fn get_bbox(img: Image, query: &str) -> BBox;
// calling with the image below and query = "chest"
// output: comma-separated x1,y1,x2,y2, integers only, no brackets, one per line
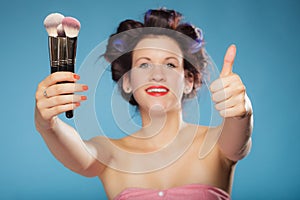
100,140,228,199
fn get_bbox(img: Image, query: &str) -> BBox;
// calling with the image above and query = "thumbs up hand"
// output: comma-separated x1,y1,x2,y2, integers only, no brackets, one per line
210,45,252,118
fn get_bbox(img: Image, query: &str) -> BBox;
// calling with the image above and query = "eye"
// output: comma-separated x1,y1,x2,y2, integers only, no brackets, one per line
166,63,176,68
139,63,151,68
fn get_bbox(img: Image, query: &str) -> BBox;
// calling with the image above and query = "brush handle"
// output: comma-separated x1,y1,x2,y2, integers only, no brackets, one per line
50,65,74,118
48,36,78,119
59,37,74,118
48,37,59,67
64,37,78,119
61,64,74,118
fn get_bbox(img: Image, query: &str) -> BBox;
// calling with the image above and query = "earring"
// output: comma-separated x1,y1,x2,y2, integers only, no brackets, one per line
125,87,132,93
184,87,190,93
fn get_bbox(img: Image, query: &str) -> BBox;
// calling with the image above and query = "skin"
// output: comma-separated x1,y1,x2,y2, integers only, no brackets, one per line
35,36,253,200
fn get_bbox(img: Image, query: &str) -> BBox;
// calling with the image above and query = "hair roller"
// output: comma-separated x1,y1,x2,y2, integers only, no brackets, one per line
112,39,126,52
144,8,182,28
189,27,204,53
176,23,204,54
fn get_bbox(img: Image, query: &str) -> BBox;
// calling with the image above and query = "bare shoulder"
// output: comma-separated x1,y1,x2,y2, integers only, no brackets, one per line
195,124,223,141
187,124,224,158
86,134,139,161
197,124,237,166
83,136,120,173
183,123,208,140
87,135,119,156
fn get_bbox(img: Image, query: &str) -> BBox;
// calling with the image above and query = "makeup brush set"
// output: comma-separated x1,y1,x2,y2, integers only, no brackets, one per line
43,13,81,118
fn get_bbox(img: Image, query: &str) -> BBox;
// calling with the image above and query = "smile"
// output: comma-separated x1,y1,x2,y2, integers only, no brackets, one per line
145,86,169,97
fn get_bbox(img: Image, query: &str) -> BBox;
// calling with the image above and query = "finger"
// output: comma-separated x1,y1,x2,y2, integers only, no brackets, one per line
220,44,236,77
211,82,245,104
36,72,81,99
219,102,246,118
42,72,80,88
214,93,244,111
45,103,81,119
211,87,232,103
46,83,88,98
39,94,87,109
210,74,240,92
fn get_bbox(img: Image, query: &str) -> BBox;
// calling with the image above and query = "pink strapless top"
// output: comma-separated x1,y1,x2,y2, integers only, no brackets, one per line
114,184,230,200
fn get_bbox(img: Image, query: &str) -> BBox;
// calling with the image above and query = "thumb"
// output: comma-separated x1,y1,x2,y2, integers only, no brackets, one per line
220,44,236,77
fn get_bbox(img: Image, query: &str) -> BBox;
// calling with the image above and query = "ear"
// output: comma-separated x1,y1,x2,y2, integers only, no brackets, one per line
184,70,194,94
122,72,132,93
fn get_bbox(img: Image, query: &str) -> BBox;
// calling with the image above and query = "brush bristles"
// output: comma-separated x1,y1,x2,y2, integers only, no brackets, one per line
57,24,66,37
62,17,81,38
44,13,64,37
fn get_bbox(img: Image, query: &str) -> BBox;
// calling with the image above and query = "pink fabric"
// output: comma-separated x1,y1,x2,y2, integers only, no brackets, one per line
114,184,231,200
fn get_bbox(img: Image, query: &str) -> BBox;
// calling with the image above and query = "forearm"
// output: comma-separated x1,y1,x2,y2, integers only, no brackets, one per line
34,72,102,176
35,112,95,174
218,95,253,161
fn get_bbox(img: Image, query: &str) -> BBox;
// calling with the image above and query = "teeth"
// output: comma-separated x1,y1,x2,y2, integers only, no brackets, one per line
147,88,168,93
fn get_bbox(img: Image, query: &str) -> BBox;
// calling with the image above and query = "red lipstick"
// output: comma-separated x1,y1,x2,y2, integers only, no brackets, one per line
145,86,169,97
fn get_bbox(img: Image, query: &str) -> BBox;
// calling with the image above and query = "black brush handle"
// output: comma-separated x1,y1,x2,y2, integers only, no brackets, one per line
59,64,74,118
49,36,78,119
65,64,74,118
51,64,74,119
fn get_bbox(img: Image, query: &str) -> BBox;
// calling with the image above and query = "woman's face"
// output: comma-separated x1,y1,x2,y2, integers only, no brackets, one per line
124,35,189,113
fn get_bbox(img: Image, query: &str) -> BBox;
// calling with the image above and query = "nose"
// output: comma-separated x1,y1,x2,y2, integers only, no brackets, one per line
149,64,166,82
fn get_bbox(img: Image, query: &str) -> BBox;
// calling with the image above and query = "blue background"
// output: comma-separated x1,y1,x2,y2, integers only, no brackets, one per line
0,0,299,199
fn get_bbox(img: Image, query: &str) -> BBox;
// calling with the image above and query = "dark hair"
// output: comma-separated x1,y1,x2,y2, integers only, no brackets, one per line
104,8,209,105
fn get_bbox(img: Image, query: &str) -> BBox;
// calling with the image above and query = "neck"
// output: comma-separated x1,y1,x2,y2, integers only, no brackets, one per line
134,106,186,150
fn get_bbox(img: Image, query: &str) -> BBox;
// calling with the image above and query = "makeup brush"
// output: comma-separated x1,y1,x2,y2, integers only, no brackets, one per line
62,17,81,68
43,13,64,73
61,16,81,119
57,23,67,73
57,24,66,37
62,17,81,37
44,13,64,37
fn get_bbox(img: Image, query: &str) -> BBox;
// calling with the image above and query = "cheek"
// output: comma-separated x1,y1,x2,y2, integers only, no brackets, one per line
168,73,185,96
129,70,148,91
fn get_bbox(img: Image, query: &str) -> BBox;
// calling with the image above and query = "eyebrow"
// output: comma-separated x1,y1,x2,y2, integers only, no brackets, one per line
133,57,150,66
134,57,151,62
165,57,181,62
134,56,181,64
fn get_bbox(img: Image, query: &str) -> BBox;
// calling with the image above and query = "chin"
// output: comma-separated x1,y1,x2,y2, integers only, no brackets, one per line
135,92,183,113
143,100,182,115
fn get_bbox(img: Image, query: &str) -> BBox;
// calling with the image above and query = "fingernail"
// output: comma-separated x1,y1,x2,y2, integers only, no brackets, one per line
82,85,89,91
73,74,80,80
75,102,81,107
81,96,87,100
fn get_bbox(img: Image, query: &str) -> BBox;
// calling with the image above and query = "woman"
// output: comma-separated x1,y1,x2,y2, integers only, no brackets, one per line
35,8,253,200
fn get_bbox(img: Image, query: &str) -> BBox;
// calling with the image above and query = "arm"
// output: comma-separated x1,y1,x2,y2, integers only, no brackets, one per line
218,94,253,161
210,45,253,162
35,72,106,177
